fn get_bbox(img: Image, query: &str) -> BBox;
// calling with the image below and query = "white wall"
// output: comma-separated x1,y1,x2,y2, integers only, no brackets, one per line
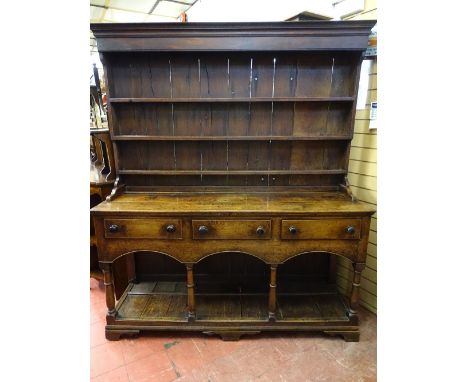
186,0,334,22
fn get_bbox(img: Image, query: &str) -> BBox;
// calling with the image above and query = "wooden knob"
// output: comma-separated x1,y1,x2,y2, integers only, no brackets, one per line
289,226,297,234
198,225,209,234
108,224,119,233
346,225,355,234
166,224,176,233
256,226,265,236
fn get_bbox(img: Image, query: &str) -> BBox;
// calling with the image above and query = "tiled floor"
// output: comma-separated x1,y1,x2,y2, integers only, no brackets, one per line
90,279,376,382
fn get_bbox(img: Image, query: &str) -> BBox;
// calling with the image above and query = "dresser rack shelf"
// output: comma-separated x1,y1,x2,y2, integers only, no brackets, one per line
109,97,355,103
117,169,347,176
112,135,353,141
91,20,376,342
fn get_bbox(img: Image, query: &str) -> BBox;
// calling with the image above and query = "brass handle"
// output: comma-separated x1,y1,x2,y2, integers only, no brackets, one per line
198,225,209,234
108,224,119,233
346,226,355,234
289,226,297,234
166,224,176,233
256,226,265,236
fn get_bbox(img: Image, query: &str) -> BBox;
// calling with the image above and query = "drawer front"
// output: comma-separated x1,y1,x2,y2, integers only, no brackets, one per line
104,219,182,239
281,219,361,240
192,220,271,240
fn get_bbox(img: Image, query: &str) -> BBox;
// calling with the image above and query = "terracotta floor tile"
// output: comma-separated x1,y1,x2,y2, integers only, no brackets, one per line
184,366,222,382
229,345,287,378
125,352,176,382
164,338,205,376
90,306,105,325
270,345,364,382
91,366,129,382
91,320,107,348
90,341,125,379
119,337,158,365
190,335,244,363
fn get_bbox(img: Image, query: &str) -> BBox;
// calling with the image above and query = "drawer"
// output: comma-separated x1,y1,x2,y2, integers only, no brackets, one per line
281,219,361,240
192,220,271,240
104,218,182,239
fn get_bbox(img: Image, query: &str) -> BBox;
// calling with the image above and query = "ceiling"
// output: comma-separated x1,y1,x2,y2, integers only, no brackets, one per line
90,0,198,54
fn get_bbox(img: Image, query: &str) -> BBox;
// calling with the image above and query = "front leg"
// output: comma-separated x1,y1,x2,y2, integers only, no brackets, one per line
100,262,116,317
349,262,366,321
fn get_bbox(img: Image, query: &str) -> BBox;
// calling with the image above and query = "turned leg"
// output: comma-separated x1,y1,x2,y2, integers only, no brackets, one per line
268,265,278,321
101,262,116,317
186,264,196,321
349,262,366,318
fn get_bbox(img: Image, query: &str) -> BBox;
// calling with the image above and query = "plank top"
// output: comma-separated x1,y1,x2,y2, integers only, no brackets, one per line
91,191,375,216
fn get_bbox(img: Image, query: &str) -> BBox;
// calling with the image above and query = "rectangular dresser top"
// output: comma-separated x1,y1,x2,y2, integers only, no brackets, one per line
91,192,375,216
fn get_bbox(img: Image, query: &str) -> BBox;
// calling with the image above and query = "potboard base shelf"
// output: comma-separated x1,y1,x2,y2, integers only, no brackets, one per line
105,281,359,341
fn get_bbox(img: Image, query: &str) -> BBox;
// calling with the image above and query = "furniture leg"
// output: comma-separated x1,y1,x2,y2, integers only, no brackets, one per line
101,262,116,317
268,265,278,321
349,262,366,318
186,264,196,321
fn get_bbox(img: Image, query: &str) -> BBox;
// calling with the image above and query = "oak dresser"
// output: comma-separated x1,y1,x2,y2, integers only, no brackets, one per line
91,21,376,341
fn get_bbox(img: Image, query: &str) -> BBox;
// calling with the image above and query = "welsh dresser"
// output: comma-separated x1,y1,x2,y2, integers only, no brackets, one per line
91,21,376,341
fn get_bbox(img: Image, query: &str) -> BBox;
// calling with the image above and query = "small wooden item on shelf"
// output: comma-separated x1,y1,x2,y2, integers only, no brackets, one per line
91,21,376,341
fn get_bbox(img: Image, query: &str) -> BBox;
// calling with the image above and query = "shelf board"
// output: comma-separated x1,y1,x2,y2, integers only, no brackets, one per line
115,281,350,322
113,135,352,141
276,294,349,321
109,96,355,103
118,169,347,176
118,294,188,321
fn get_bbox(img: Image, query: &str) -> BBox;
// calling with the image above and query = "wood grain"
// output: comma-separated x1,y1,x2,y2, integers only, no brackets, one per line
91,20,376,341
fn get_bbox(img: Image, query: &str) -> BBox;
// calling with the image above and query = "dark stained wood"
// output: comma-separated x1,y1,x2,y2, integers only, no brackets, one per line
349,262,366,317
277,293,349,321
112,135,353,141
92,192,374,215
192,219,271,240
186,264,196,321
91,21,375,52
117,170,347,175
268,265,278,321
90,21,376,342
280,219,362,240
109,97,355,102
103,218,183,239
101,263,116,316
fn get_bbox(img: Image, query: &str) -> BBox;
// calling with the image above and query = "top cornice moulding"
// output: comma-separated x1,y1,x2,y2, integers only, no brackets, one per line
91,21,376,52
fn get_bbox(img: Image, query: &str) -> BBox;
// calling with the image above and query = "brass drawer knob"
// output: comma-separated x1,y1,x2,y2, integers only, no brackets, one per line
166,224,176,233
289,226,297,234
256,226,265,236
198,225,209,234
346,225,355,234
108,224,119,233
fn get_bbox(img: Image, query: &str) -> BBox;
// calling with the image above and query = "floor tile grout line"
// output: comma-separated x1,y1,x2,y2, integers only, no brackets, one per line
123,364,131,382
91,364,126,381
92,347,174,380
